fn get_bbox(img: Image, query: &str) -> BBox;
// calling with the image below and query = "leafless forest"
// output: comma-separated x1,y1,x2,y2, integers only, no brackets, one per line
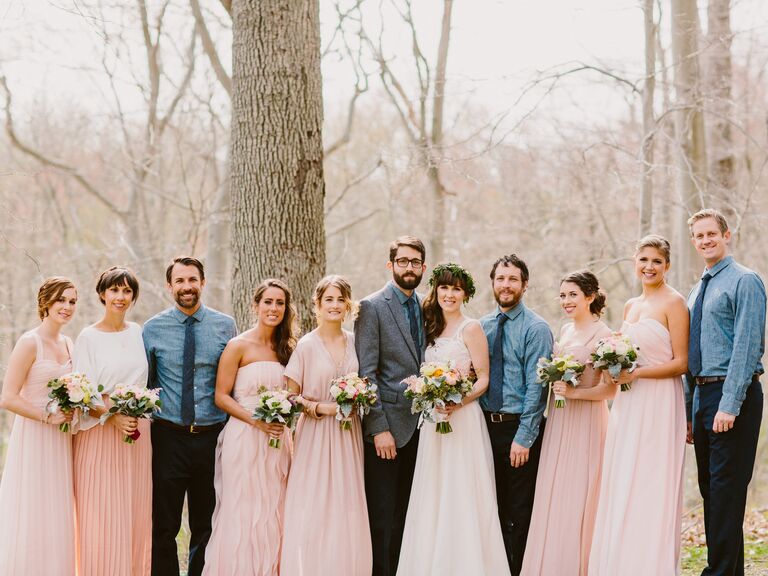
1,0,766,563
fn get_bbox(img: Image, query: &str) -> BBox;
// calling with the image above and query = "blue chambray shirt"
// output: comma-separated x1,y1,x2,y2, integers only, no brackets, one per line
685,255,766,417
389,281,424,350
480,302,553,448
143,304,237,426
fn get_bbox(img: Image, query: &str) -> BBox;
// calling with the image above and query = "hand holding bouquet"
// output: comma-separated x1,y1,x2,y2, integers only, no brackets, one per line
403,360,475,434
252,387,303,448
47,372,102,432
100,384,162,443
591,333,639,391
536,354,585,408
329,373,378,431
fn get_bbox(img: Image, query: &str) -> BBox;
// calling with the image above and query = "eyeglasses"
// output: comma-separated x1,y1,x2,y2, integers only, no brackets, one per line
393,258,423,269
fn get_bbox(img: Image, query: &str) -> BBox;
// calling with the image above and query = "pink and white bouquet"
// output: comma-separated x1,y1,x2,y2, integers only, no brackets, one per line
47,372,103,432
403,360,475,434
329,373,378,431
101,384,162,443
591,333,639,391
536,354,585,408
252,387,303,448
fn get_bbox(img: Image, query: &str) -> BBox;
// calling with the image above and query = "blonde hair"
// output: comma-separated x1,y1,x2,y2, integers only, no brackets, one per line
37,277,76,320
687,208,729,235
635,234,671,262
312,275,359,322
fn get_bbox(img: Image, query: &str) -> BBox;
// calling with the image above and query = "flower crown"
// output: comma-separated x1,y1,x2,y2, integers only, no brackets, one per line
428,263,476,302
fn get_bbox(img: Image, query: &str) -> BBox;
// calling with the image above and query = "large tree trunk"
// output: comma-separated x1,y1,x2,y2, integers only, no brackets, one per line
671,0,707,287
639,0,656,238
230,1,326,333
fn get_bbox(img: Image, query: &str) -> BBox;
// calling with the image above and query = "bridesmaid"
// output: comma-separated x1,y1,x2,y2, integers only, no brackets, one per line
521,270,614,576
0,277,77,575
203,279,299,576
72,266,152,576
280,275,373,576
588,235,688,575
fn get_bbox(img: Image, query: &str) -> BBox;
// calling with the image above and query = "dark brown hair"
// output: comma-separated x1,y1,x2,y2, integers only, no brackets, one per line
165,256,205,284
388,236,426,263
37,277,76,320
560,270,606,316
96,266,140,305
423,265,471,346
490,254,529,283
253,279,299,366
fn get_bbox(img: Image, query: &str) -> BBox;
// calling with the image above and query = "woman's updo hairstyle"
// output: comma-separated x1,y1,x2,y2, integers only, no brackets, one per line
37,276,76,320
560,270,606,316
635,234,671,262
312,275,359,322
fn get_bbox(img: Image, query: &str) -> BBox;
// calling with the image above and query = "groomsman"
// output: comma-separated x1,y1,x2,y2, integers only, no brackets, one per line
356,236,426,576
480,254,552,576
686,209,765,576
144,257,237,576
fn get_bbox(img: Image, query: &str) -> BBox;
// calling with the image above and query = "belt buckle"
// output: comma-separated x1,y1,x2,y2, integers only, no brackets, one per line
189,424,199,434
491,413,502,423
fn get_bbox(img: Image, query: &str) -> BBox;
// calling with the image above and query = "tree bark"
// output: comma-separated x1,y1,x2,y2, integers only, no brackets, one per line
639,0,656,238
230,1,326,333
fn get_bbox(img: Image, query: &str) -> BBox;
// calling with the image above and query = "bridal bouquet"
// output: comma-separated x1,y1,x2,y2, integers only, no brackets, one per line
536,354,585,408
591,333,639,391
47,372,103,432
100,384,162,443
329,373,378,431
403,360,475,434
252,387,303,448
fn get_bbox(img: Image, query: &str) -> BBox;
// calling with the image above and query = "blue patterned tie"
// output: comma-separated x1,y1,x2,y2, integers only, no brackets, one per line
405,297,421,361
181,315,196,425
688,273,712,377
487,313,508,412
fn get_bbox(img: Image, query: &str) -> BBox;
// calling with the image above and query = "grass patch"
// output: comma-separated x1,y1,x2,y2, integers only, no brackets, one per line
681,542,768,576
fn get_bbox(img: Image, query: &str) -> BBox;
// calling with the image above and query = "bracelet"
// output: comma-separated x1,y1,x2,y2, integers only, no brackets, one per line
41,411,50,424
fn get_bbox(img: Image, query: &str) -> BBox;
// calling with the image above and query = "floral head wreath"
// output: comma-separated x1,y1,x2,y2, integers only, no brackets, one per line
428,263,476,302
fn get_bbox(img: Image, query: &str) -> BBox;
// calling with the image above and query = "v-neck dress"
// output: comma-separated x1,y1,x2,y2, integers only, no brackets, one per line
279,329,372,576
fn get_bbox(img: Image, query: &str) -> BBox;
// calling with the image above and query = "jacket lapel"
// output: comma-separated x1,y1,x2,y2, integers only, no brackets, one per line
384,288,419,364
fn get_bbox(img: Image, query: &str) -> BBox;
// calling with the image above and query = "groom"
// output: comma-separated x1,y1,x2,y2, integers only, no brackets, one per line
356,236,426,576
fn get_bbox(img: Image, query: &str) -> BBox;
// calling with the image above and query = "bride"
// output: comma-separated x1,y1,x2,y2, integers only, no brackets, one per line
396,263,510,576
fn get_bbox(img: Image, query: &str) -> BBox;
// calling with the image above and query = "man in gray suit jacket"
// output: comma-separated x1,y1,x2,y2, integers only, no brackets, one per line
355,236,426,576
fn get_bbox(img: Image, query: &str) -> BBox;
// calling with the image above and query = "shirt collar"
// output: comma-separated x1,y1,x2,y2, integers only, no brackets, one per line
496,301,525,322
389,280,414,305
703,255,733,279
171,303,206,324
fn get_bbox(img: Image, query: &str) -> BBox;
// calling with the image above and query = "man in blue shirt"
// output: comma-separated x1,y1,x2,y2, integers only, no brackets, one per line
144,256,237,576
480,254,553,576
686,209,765,576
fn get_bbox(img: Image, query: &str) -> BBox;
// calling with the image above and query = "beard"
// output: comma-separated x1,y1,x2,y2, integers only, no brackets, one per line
494,289,522,310
175,289,200,309
393,269,422,291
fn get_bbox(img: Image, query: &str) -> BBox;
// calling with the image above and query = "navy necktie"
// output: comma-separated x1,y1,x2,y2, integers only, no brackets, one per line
688,273,712,377
487,313,508,412
181,315,197,425
405,297,421,361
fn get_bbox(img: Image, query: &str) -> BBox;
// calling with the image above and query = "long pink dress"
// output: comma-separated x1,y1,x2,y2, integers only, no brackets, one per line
0,330,76,576
521,335,609,576
203,361,292,576
72,322,152,576
280,329,372,576
588,319,686,576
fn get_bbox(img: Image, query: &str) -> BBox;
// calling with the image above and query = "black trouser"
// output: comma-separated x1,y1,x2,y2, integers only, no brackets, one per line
484,413,544,576
151,421,221,576
693,378,763,576
364,430,419,576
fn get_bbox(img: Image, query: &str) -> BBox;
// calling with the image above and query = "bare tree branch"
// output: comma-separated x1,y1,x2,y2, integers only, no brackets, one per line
190,0,232,96
325,157,383,215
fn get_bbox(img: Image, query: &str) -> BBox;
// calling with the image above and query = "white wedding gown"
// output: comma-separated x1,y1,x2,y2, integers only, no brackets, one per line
396,319,511,576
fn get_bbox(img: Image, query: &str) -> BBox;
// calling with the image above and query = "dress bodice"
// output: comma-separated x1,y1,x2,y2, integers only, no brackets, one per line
232,361,286,411
21,330,73,409
621,319,673,366
425,319,474,374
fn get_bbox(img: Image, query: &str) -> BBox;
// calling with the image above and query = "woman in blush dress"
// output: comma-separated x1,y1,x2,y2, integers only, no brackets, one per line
203,279,299,576
588,235,689,576
280,275,373,576
72,266,152,576
397,263,510,576
521,270,614,576
0,277,78,576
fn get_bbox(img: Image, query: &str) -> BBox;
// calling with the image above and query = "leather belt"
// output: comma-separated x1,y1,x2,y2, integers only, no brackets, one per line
152,418,225,434
484,412,520,424
693,374,760,386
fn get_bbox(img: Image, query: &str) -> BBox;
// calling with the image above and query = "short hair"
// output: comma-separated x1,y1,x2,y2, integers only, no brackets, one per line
388,236,426,263
560,270,607,316
635,234,671,262
687,208,729,235
312,274,359,321
165,256,205,284
37,276,76,320
95,266,140,305
490,254,529,284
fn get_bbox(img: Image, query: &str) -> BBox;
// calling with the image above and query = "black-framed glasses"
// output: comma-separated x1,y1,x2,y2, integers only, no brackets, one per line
393,258,423,269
